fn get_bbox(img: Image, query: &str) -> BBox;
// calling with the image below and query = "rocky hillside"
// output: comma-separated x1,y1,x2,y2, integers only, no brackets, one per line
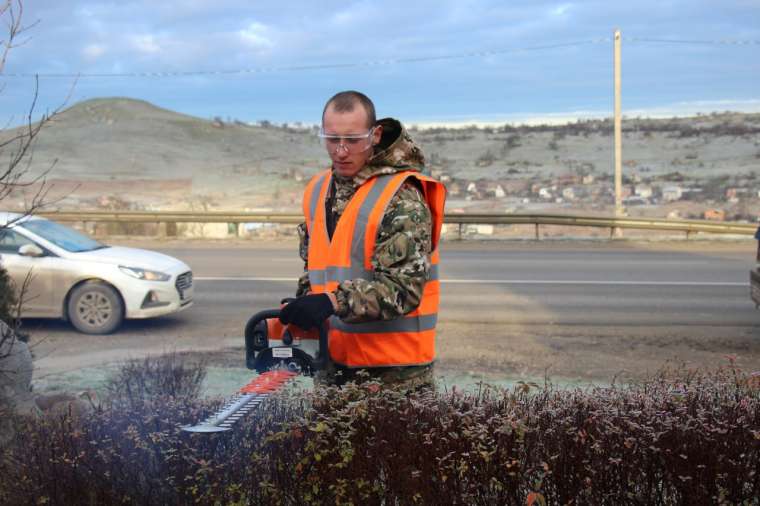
5,97,760,213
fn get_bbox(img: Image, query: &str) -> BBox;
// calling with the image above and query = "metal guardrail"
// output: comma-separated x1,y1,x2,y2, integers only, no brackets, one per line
39,211,303,224
446,213,758,238
36,210,758,239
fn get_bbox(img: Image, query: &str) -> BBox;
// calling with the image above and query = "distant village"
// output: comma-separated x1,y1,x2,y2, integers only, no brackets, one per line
429,165,760,222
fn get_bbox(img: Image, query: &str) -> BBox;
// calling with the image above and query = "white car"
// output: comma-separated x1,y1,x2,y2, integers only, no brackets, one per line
0,212,193,334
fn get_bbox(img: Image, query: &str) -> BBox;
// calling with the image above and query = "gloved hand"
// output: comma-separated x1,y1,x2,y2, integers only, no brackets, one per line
279,293,334,330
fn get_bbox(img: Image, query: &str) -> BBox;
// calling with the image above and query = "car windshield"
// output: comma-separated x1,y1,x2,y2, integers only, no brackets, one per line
21,219,107,253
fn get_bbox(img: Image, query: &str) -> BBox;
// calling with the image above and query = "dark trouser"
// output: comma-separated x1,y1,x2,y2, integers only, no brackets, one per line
314,361,436,393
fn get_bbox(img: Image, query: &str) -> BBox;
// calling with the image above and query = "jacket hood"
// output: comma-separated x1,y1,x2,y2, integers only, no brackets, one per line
347,118,425,185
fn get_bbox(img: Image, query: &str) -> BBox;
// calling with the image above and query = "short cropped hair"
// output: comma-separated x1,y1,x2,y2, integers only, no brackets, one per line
322,91,376,128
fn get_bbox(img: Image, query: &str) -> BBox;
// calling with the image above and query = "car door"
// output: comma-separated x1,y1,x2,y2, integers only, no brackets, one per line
0,228,60,316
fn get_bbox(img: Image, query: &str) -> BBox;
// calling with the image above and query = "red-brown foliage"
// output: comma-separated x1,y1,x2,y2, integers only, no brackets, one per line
0,359,758,505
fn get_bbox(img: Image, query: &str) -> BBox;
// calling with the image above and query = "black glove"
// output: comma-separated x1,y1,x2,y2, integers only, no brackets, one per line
279,294,334,330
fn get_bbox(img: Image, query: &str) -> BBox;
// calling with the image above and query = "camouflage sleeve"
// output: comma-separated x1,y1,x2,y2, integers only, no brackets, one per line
296,222,311,297
334,181,432,323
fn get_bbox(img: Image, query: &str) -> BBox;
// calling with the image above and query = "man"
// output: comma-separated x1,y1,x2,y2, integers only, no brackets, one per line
279,90,446,390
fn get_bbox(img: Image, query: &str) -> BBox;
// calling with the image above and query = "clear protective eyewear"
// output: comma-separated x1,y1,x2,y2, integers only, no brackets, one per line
318,127,375,154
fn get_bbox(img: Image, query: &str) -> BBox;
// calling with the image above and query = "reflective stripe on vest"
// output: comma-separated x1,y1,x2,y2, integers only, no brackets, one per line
330,313,438,334
303,169,446,368
308,263,440,287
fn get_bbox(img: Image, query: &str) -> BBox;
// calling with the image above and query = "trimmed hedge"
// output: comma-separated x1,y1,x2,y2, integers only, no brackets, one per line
0,358,758,505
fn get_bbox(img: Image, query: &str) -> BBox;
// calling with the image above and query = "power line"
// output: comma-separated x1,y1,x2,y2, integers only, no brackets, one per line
4,38,608,79
6,36,756,80
626,37,760,45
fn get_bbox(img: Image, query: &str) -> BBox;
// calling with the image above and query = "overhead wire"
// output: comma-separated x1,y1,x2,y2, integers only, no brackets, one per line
626,37,760,45
5,38,608,79
4,36,757,80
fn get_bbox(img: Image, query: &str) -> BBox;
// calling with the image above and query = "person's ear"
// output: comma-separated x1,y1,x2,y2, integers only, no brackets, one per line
371,124,383,146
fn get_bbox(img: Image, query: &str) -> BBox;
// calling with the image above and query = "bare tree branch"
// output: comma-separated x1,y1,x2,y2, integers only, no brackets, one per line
0,73,77,224
0,0,38,74
0,1,71,366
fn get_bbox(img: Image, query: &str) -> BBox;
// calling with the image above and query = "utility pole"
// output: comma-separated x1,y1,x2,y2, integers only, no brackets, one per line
614,29,624,225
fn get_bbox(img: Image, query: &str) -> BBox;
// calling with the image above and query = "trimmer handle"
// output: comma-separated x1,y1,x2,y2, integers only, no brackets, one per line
244,308,329,372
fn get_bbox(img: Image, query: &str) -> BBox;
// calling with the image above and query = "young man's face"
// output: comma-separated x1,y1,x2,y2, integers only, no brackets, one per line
321,105,382,178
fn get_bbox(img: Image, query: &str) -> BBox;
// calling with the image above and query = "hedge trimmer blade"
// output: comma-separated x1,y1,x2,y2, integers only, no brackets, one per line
182,370,298,433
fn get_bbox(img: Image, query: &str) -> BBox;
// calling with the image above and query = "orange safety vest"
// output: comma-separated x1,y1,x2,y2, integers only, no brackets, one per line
302,169,446,368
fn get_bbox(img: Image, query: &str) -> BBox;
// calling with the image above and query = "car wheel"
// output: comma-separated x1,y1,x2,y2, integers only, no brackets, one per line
67,281,124,334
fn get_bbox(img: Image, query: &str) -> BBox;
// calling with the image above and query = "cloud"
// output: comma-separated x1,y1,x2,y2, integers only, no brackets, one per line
75,5,108,36
4,0,758,126
238,22,274,50
131,34,162,54
409,98,760,128
329,2,376,26
82,43,107,60
550,3,573,16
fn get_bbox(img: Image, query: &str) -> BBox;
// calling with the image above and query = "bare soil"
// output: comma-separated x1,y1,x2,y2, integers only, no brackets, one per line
436,322,760,384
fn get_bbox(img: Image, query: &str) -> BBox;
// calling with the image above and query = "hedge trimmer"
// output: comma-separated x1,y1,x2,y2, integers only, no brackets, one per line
182,308,327,433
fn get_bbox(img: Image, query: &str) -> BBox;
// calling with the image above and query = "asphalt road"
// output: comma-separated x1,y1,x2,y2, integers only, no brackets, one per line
173,239,759,327
28,239,760,377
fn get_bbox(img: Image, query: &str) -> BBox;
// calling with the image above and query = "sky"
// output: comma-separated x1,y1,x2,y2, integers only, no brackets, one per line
2,0,760,126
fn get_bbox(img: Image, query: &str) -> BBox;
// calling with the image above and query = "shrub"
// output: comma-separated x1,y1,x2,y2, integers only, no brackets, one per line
0,361,757,505
476,149,496,167
0,262,30,431
0,262,16,328
103,352,208,408
262,365,760,505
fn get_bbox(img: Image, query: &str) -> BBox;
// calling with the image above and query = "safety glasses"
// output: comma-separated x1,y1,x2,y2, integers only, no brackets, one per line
318,127,375,153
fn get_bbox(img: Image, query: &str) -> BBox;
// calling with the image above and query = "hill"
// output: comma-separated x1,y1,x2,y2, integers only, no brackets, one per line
6,97,325,210
5,97,760,214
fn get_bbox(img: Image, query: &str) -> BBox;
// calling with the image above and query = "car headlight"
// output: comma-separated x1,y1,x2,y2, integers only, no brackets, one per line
119,266,171,282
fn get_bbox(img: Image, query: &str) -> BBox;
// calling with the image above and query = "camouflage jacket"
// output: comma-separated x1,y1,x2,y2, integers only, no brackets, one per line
297,118,433,323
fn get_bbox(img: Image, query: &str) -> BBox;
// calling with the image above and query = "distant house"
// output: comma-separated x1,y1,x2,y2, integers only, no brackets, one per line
465,181,483,200
538,187,552,199
635,184,653,199
662,186,683,202
481,182,506,198
562,187,576,200
502,180,530,195
587,184,605,198
704,209,726,221
558,173,579,186
582,174,595,185
726,188,749,199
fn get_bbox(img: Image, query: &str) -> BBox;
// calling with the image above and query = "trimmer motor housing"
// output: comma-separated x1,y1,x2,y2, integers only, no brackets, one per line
244,309,327,376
